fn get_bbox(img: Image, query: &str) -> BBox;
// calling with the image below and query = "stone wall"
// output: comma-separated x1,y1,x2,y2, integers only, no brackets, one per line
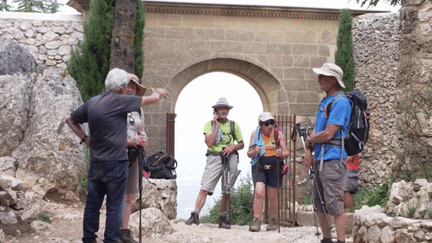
352,12,400,186
352,179,432,243
0,13,83,69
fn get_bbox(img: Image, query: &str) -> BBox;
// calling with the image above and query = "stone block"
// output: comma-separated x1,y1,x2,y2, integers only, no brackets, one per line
285,30,317,44
143,26,166,38
244,43,266,54
166,27,194,39
183,15,215,28
255,30,284,43
226,29,254,42
282,56,294,67
297,91,320,103
259,54,283,67
283,68,305,80
282,80,308,92
210,41,243,53
158,14,182,27
293,56,311,68
267,43,291,55
318,45,330,56
289,104,317,116
292,44,318,56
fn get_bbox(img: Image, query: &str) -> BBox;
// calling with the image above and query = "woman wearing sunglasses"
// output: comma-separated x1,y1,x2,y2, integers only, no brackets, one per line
247,112,289,232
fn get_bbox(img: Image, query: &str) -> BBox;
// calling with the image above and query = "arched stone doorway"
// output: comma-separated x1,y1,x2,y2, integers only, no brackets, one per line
169,57,289,115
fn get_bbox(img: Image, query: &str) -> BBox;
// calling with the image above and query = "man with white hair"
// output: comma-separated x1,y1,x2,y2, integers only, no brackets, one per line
303,63,351,243
66,68,169,243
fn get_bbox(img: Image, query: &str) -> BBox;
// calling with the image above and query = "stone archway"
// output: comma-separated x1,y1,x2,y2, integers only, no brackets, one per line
169,57,289,115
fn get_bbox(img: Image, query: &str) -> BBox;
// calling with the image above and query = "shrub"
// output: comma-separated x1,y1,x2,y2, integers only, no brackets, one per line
201,174,254,225
393,79,432,182
37,212,52,223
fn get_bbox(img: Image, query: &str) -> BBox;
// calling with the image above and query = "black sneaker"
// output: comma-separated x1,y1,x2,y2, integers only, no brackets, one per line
321,238,334,243
185,212,200,225
218,214,231,229
120,229,138,243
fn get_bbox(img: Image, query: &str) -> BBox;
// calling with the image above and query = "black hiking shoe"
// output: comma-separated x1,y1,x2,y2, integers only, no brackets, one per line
184,212,200,225
120,229,138,243
321,238,334,243
218,213,231,229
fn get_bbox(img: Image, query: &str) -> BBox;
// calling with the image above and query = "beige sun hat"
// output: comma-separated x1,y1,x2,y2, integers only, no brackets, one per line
258,112,275,122
129,74,147,96
312,63,345,88
212,97,233,109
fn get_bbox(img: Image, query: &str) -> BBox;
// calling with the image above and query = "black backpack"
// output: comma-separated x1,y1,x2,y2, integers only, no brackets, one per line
326,90,370,156
145,151,177,179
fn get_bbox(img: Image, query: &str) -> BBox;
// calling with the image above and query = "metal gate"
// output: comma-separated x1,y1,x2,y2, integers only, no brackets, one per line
263,114,297,226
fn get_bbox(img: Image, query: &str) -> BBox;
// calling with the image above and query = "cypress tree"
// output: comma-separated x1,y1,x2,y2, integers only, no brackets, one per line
335,9,355,92
67,0,145,101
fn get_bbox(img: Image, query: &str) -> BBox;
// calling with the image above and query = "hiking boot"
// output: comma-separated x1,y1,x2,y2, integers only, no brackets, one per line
184,212,200,225
321,238,334,243
249,218,261,232
266,217,278,231
120,229,138,243
218,213,231,229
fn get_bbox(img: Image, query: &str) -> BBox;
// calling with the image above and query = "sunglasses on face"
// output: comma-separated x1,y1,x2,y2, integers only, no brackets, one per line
264,120,275,126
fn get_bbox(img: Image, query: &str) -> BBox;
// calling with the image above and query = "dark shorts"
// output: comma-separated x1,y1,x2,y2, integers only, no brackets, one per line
313,159,346,216
343,170,359,194
252,156,282,188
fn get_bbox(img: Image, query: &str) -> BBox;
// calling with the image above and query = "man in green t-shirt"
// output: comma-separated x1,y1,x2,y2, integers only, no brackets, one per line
185,97,244,229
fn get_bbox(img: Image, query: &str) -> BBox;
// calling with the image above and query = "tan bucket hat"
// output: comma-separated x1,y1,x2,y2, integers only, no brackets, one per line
312,63,345,88
129,74,147,96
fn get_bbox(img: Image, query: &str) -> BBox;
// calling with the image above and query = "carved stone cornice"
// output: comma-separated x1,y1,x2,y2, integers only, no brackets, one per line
67,0,382,20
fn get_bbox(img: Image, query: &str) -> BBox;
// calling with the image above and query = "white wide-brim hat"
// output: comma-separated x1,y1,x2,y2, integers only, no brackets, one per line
312,63,345,88
258,112,275,122
212,97,233,109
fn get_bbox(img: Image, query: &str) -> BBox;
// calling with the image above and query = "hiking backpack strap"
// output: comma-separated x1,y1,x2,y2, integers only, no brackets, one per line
319,93,347,171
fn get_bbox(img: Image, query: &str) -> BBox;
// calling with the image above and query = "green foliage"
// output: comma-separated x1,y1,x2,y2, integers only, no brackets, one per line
134,0,145,79
37,212,52,223
393,79,432,182
364,180,390,208
356,0,401,8
67,0,115,101
406,202,416,218
67,0,145,101
1,0,61,13
302,191,312,205
335,9,355,92
201,174,254,225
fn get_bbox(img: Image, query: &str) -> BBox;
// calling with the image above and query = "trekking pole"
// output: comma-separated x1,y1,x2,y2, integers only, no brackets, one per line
222,154,231,224
277,158,280,233
137,147,145,243
291,124,331,237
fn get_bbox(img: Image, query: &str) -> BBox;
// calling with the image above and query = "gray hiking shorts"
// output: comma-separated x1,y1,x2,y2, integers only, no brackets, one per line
343,169,359,194
201,153,239,194
313,159,346,216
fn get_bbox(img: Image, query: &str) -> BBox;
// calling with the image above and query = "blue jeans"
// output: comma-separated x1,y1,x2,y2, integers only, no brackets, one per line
82,160,128,243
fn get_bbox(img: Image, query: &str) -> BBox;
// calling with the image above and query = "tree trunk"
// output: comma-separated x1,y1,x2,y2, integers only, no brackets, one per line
110,0,137,73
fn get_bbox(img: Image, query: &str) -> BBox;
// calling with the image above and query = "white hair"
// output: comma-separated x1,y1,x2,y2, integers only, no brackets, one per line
104,68,130,93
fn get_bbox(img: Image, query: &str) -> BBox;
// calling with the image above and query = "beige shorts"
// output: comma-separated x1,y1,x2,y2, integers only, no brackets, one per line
313,159,346,216
201,153,239,194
